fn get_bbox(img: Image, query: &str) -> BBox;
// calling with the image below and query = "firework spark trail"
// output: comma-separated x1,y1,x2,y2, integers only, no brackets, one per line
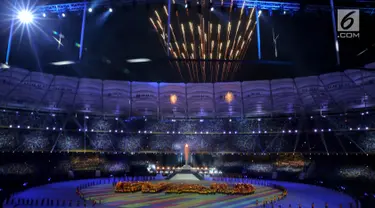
221,38,230,81
154,10,167,47
170,25,186,79
210,39,215,82
150,2,256,82
181,23,195,81
228,2,247,77
222,21,232,80
163,5,168,16
234,28,256,75
168,6,187,80
224,1,247,80
208,22,213,82
150,18,169,56
232,8,255,75
221,0,235,81
175,9,194,81
235,8,256,72
189,22,197,82
232,2,246,54
204,20,208,82
198,19,205,82
150,17,183,80
186,26,193,81
215,24,221,82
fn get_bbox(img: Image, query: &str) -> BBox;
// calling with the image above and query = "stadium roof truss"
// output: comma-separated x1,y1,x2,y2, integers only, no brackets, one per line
0,68,375,118
35,2,88,13
33,0,375,14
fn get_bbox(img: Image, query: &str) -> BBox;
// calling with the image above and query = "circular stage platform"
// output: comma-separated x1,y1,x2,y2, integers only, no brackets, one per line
5,179,356,208
81,181,281,208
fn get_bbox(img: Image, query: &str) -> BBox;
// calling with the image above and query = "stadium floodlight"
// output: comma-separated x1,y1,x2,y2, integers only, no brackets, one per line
18,10,34,24
50,61,75,66
126,58,151,63
0,63,10,69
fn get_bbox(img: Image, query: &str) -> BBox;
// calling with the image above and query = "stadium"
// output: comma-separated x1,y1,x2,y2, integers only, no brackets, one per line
0,0,375,207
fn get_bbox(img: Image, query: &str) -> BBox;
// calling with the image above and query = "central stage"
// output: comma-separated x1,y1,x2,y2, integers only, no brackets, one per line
169,173,201,181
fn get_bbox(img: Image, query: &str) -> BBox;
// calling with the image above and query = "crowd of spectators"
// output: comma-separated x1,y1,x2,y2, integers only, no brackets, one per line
0,131,373,153
56,135,81,151
337,166,375,181
90,133,115,151
103,162,129,173
245,163,274,173
117,136,142,152
0,110,372,154
0,130,17,150
22,131,49,151
0,163,35,175
360,132,375,152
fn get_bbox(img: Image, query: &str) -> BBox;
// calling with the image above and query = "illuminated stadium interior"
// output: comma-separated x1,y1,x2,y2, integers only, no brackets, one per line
0,0,375,208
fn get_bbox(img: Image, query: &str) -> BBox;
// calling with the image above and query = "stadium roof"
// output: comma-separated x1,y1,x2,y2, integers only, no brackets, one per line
0,0,374,82
0,67,374,117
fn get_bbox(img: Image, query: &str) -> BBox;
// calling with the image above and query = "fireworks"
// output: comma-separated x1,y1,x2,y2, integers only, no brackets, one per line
150,1,256,82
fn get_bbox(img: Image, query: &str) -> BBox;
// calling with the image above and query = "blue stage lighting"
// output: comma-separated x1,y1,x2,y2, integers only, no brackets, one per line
17,10,34,24
210,7,214,12
42,13,46,17
109,8,113,13
62,13,66,17
88,8,93,12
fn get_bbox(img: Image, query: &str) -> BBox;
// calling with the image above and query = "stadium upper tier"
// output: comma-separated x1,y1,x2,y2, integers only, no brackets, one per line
1,68,374,117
